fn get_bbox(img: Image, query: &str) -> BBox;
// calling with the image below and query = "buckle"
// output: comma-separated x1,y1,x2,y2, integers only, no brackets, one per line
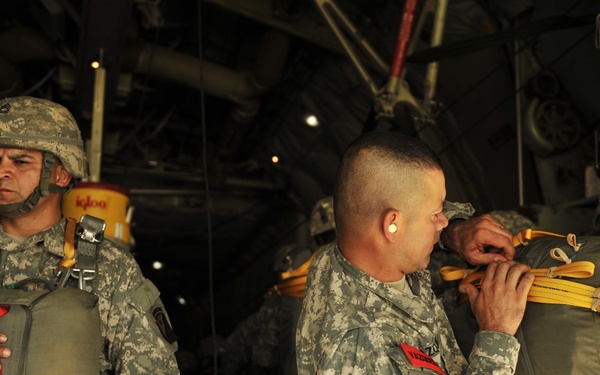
76,214,106,244
72,268,97,290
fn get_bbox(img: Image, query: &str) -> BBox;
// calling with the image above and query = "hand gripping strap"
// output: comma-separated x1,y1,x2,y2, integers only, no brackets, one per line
440,229,600,313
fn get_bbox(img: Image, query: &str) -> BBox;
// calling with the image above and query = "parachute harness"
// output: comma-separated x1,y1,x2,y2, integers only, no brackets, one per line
441,229,600,312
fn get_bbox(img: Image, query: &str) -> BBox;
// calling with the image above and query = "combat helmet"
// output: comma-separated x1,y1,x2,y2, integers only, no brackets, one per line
0,96,88,216
309,196,336,243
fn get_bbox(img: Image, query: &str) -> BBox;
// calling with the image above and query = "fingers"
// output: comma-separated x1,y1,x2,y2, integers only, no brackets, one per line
473,261,533,334
444,214,517,265
0,334,10,358
459,283,478,306
483,261,531,288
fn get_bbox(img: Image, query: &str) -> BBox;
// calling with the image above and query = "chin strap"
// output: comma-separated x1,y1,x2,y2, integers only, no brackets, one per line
0,152,70,217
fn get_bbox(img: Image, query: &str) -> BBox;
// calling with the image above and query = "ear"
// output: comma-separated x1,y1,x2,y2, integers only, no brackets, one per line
383,209,401,243
53,164,73,188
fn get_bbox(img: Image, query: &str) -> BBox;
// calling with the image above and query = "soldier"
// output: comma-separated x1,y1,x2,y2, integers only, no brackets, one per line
308,196,337,248
220,196,335,375
0,96,179,374
296,131,534,374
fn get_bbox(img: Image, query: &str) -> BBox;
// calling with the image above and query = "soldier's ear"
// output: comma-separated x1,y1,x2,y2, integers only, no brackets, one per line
383,210,400,242
53,164,72,188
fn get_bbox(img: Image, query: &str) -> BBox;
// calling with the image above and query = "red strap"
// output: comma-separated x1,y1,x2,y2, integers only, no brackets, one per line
400,342,444,374
0,305,9,318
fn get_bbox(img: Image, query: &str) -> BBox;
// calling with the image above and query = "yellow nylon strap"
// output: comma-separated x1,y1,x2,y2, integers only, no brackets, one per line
440,265,480,282
442,261,594,283
443,229,600,312
59,217,78,269
512,228,566,247
442,262,600,312
528,277,600,311
270,247,326,298
269,276,308,298
529,261,594,279
279,247,322,281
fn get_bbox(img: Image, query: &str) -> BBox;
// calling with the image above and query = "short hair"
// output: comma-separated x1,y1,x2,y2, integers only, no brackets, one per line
333,131,442,235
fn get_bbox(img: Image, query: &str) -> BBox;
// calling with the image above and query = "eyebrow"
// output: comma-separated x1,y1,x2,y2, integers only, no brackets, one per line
5,153,36,160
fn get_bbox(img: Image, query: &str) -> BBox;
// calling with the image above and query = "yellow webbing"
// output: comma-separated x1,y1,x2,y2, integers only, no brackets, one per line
269,248,322,298
441,229,600,313
512,228,566,247
59,217,78,269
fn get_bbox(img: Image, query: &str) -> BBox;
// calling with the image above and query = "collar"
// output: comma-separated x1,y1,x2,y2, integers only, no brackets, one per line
0,217,67,257
332,244,437,323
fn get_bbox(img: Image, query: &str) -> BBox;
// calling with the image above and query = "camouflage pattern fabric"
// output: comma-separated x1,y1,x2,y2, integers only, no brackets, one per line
221,295,281,375
296,244,520,374
430,201,475,314
442,201,476,222
0,96,88,178
222,243,314,375
488,210,535,236
0,218,179,374
308,196,335,238
427,248,465,316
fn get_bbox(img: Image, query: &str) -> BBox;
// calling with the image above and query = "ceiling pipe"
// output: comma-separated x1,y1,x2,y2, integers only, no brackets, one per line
217,28,291,157
124,39,262,123
123,28,291,157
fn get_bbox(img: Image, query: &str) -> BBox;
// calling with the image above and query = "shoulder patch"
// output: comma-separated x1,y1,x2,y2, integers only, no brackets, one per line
152,305,178,343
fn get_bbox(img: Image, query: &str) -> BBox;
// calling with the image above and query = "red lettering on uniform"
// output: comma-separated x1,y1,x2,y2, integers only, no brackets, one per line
400,342,444,374
75,196,108,211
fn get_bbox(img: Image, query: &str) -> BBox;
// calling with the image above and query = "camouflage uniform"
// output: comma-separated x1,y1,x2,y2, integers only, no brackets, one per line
488,210,535,235
296,244,520,374
0,96,179,374
0,219,179,374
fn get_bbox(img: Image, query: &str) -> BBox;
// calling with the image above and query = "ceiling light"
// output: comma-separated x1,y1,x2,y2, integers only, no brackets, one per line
304,114,319,127
272,156,279,163
152,261,164,270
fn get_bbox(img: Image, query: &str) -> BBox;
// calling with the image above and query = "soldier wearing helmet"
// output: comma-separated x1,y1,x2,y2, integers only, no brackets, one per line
308,196,337,247
0,96,87,217
0,97,179,374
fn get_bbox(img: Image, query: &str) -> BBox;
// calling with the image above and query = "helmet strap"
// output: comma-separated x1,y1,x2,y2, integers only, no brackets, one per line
0,152,67,217
42,152,71,195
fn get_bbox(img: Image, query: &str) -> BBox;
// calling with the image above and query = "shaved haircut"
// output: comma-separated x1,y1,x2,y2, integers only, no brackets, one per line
333,131,442,236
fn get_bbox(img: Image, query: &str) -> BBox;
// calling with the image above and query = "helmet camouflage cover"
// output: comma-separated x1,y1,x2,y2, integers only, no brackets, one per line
309,196,336,237
0,96,88,179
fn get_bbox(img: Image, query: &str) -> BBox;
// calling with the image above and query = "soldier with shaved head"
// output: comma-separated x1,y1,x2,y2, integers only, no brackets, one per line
296,131,534,375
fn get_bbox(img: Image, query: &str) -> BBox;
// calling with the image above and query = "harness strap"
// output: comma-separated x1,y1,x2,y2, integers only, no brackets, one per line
269,247,323,298
56,215,105,290
59,217,78,269
72,215,105,290
268,276,308,298
512,228,566,247
441,229,600,313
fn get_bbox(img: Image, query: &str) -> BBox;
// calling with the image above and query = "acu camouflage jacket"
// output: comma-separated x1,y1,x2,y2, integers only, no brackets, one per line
0,218,179,374
296,244,520,375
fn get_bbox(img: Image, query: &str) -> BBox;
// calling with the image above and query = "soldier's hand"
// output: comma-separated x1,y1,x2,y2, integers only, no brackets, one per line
0,333,11,370
460,261,534,336
440,214,514,265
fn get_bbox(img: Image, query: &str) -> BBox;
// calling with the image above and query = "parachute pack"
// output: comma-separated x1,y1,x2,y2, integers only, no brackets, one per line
0,215,105,375
444,230,600,375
